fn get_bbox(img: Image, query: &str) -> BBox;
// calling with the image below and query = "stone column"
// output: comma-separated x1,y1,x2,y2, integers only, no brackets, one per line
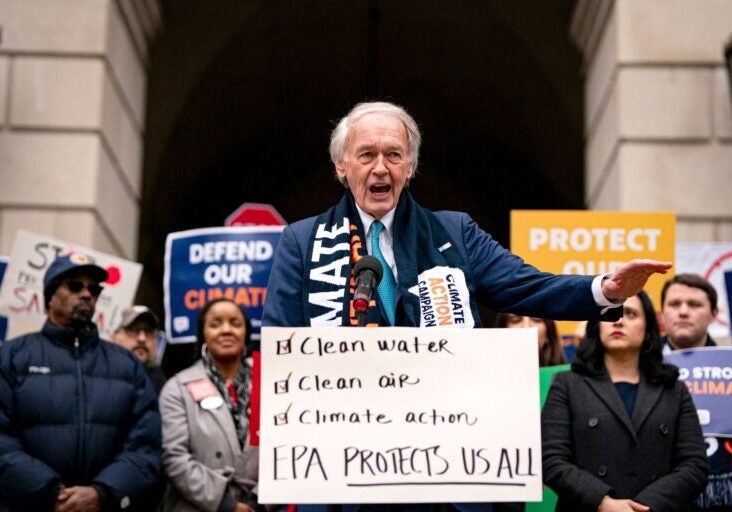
572,0,732,241
0,0,161,258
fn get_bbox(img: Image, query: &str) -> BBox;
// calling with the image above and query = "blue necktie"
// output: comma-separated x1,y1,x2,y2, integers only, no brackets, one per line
370,220,396,325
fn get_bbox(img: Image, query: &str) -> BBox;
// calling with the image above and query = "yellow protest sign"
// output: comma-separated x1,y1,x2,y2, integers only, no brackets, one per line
510,211,675,338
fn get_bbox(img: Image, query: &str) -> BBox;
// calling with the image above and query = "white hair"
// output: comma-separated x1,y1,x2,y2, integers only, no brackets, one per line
329,102,421,185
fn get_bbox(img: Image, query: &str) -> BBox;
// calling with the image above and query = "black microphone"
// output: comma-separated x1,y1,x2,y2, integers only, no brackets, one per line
353,255,383,326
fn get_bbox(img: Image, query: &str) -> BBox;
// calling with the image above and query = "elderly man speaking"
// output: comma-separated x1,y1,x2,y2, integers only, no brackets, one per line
263,101,669,332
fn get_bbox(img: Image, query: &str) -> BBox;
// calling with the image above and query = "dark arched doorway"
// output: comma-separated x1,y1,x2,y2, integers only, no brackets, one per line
141,0,584,369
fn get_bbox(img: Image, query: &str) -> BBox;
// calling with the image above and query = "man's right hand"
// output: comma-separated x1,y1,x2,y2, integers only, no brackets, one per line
600,259,672,301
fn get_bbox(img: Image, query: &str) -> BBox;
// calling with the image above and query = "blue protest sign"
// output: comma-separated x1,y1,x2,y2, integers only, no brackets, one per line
0,257,8,343
664,347,732,436
164,226,284,344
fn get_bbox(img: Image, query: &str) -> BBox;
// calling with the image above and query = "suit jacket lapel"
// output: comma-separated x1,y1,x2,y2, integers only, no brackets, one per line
631,375,663,433
392,201,419,327
585,374,639,444
182,362,242,457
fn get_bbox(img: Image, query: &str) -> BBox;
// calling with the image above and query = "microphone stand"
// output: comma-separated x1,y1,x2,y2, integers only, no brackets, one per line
356,310,368,327
351,256,383,328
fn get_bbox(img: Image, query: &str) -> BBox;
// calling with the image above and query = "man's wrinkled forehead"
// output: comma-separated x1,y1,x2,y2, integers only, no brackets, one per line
346,113,409,149
351,138,407,154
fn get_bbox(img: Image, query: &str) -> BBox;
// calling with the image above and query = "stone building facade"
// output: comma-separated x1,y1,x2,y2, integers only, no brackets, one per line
0,0,160,258
0,0,730,273
573,0,732,241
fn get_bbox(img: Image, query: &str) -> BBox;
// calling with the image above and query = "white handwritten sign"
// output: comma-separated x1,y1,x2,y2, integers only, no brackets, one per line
0,230,142,340
259,327,542,504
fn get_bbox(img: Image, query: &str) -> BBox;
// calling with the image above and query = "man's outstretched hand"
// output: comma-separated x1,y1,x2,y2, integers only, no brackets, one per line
601,259,672,301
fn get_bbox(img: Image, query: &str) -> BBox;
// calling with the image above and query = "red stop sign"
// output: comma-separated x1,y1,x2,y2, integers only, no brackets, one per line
225,203,287,227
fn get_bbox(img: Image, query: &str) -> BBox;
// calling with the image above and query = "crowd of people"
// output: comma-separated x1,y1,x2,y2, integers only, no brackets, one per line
0,102,728,512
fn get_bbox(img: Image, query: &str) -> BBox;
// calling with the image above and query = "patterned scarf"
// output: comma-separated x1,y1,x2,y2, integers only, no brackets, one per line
202,352,252,449
302,190,481,328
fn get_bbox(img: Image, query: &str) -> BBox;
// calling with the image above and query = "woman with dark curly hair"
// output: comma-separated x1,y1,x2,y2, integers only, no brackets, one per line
497,314,567,367
542,290,708,512
160,298,263,512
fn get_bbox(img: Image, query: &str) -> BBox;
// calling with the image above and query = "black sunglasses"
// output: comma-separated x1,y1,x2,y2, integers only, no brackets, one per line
64,279,104,297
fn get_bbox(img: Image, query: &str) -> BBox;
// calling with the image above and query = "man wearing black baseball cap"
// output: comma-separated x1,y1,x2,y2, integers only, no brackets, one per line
0,254,162,511
42,253,110,329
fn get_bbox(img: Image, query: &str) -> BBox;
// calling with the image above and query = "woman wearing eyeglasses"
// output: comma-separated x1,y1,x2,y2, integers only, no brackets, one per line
542,291,708,512
159,298,262,512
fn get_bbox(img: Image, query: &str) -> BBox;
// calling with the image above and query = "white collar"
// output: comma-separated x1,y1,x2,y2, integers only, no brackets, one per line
355,204,396,238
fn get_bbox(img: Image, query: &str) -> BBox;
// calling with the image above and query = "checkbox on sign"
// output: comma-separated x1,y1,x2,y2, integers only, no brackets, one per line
274,372,293,394
276,334,294,355
274,403,292,426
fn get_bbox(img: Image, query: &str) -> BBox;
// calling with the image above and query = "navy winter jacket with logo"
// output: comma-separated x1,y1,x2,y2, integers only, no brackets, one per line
0,320,161,510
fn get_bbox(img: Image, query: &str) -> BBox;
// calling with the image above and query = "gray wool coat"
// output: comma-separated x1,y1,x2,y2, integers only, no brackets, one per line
542,370,709,512
160,361,259,512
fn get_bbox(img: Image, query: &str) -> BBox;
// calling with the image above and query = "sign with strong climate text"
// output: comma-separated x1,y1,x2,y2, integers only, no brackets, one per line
258,326,542,503
664,347,732,437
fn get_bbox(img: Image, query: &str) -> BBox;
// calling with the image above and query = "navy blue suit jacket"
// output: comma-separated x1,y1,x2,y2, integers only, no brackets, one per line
263,210,615,328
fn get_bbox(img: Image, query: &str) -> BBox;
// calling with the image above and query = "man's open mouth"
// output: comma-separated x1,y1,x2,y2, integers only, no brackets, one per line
369,184,391,194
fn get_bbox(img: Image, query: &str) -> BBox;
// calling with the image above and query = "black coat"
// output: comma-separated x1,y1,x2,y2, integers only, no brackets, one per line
542,370,708,512
0,320,162,510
